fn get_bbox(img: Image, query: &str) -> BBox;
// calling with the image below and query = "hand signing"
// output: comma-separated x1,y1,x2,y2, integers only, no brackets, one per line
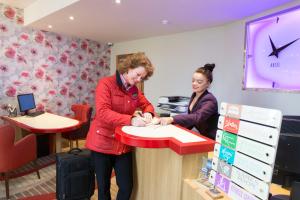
131,116,146,127
143,112,153,123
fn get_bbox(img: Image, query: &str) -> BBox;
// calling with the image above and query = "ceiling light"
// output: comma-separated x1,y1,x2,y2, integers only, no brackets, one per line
48,25,52,29
115,0,121,4
161,19,169,25
69,16,74,20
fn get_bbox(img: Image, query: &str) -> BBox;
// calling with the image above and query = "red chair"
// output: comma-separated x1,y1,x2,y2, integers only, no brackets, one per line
0,125,40,199
62,104,93,148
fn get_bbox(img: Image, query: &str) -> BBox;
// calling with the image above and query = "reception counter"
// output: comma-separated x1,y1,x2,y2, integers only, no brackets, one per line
115,124,215,200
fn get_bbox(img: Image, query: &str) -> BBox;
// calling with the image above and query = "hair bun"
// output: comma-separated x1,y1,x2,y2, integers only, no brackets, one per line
203,63,215,72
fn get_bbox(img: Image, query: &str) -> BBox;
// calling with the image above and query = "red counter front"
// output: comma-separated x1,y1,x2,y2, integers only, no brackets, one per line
115,124,215,200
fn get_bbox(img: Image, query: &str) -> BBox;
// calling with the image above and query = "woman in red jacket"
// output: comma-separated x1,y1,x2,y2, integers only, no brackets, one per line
86,53,155,200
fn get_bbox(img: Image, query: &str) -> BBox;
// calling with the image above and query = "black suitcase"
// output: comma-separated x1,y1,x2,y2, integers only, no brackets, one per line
56,148,95,200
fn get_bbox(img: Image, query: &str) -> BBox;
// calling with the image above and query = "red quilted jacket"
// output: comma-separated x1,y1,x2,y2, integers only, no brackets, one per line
85,72,154,155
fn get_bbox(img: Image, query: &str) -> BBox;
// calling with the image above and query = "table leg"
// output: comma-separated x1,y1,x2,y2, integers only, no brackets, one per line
56,133,62,153
14,126,23,141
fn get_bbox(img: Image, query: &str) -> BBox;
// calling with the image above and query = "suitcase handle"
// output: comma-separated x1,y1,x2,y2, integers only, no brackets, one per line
68,148,82,155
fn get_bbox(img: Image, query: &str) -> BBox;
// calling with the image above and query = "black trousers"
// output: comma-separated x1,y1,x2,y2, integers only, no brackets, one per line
91,151,133,200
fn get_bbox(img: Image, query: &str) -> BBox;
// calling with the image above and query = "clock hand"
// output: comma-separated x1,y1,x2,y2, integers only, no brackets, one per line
276,38,299,53
268,36,279,58
268,37,299,58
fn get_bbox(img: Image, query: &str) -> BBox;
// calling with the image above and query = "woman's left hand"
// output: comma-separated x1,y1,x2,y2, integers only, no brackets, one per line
143,112,153,123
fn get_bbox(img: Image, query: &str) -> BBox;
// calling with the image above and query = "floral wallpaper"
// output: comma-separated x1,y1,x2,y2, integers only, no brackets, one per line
0,3,111,122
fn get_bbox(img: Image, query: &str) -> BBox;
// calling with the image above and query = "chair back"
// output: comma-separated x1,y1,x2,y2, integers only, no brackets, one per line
0,125,36,173
0,125,15,171
71,104,92,123
63,104,93,140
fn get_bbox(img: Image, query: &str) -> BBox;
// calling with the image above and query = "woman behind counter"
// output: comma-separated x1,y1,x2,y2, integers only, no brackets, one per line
86,53,155,200
160,63,219,139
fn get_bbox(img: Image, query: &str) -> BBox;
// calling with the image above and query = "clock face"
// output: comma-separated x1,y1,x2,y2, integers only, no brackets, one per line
244,6,300,90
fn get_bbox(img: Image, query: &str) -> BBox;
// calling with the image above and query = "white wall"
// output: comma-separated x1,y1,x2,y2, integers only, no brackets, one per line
111,1,300,115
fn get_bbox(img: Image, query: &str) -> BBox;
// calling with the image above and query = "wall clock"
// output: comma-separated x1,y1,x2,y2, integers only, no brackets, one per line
244,5,300,91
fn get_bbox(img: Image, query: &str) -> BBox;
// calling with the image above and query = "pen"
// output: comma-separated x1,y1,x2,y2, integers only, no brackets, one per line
137,111,144,117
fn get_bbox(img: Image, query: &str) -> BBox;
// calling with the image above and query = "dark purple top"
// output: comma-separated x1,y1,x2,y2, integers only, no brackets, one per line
173,90,219,139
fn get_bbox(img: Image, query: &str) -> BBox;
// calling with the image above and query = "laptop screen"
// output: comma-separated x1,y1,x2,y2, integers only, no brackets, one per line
17,93,36,113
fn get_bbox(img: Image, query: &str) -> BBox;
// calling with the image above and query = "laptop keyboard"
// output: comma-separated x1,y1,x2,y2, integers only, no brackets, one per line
28,111,45,117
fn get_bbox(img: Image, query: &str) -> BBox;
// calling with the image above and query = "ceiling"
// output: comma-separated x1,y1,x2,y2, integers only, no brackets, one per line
0,0,296,43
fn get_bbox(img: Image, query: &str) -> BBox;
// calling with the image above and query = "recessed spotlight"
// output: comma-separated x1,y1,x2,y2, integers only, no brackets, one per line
115,0,121,4
69,16,74,20
48,25,52,29
161,19,169,25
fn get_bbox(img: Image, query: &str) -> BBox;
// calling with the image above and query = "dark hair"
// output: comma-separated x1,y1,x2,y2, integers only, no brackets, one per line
195,63,215,83
118,52,154,80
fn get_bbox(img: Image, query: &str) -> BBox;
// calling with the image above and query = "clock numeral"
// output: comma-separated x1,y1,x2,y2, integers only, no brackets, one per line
247,54,253,58
270,62,280,68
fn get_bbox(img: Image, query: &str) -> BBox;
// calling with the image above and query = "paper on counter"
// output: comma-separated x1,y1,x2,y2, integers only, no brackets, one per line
121,125,205,143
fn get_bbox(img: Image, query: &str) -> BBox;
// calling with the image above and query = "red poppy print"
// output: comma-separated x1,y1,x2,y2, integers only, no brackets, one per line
12,43,20,48
45,40,53,48
78,54,83,61
99,59,104,67
60,53,68,64
41,64,48,68
35,68,44,79
35,32,44,43
0,23,8,32
56,69,62,75
17,16,24,24
21,71,30,78
60,86,68,96
46,75,53,82
13,81,22,86
20,33,29,40
48,90,56,95
56,101,63,107
81,41,88,50
30,48,38,56
31,85,38,91
17,55,27,64
88,48,94,54
81,71,87,80
36,103,45,111
5,86,16,97
71,74,77,79
5,47,16,59
69,92,75,98
0,11,109,120
71,42,78,49
0,65,8,73
77,85,83,91
68,61,75,67
56,35,62,41
48,55,56,62
1,104,9,111
88,78,94,83
4,7,15,19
